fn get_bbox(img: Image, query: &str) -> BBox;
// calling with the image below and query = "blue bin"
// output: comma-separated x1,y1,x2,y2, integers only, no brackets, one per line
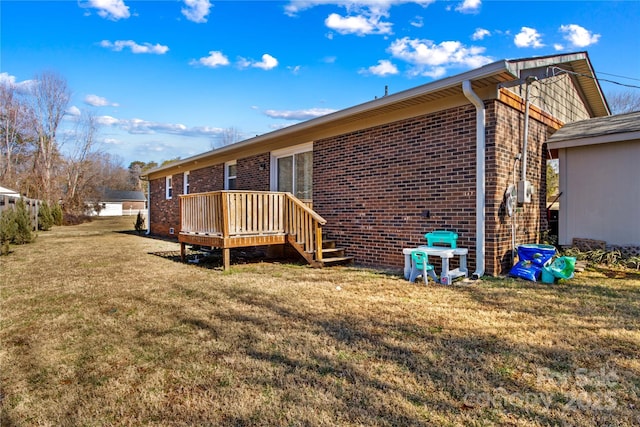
510,244,557,281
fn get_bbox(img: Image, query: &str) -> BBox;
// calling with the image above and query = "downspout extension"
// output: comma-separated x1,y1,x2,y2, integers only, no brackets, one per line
462,80,485,279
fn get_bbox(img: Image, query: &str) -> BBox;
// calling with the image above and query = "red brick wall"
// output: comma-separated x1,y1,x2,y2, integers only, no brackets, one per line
314,104,478,271
190,164,224,193
149,176,180,237
485,101,549,274
313,101,549,275
237,153,270,191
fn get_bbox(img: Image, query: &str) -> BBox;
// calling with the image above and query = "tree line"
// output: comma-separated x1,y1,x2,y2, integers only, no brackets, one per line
0,71,158,218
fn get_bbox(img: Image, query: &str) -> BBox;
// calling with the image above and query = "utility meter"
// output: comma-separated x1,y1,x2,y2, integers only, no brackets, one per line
517,180,534,204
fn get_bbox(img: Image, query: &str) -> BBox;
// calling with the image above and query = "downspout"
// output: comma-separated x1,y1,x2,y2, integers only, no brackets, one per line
139,176,151,235
146,186,151,235
462,80,485,279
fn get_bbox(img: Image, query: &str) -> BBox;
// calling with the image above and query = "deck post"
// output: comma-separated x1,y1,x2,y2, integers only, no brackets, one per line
180,241,186,262
315,226,323,263
222,248,230,271
221,193,230,270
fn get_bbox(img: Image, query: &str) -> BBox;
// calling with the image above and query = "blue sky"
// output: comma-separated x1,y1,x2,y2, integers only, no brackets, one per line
2,0,639,166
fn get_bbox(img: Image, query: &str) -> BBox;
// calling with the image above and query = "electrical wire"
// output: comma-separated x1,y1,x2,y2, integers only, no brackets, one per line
549,66,640,89
597,71,640,82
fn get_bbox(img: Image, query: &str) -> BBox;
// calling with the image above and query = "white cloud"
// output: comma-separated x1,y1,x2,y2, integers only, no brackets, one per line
361,59,399,76
98,115,225,137
325,12,392,35
471,28,490,41
388,37,492,77
191,51,230,68
264,108,336,121
100,40,169,54
410,16,424,28
288,65,302,74
514,27,544,48
182,0,211,23
238,54,279,70
285,1,435,36
97,115,120,126
554,43,564,51
80,0,130,20
285,0,435,16
456,0,481,13
0,72,35,91
66,106,82,117
103,138,123,145
84,94,119,107
560,24,600,47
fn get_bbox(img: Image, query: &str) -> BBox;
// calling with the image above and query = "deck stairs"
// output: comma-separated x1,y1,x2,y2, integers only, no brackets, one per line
179,191,353,269
319,235,354,266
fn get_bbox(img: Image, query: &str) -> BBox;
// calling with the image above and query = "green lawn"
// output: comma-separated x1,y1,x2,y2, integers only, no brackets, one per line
1,217,639,426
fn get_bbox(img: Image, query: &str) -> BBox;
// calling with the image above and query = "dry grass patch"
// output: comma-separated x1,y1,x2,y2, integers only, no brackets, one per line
1,217,639,426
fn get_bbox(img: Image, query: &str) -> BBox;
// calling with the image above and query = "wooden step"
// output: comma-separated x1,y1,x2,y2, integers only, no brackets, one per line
321,256,354,267
322,239,336,249
321,247,345,257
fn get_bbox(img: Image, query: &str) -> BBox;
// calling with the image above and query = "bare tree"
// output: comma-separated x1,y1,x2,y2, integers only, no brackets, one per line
62,110,100,213
211,127,242,149
607,90,640,114
29,71,70,203
0,82,32,188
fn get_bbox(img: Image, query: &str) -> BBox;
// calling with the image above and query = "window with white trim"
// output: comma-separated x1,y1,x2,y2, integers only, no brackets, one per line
225,161,237,190
270,142,313,200
165,176,173,199
183,171,190,195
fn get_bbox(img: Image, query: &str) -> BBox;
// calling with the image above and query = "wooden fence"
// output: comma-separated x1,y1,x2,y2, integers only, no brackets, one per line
0,195,41,230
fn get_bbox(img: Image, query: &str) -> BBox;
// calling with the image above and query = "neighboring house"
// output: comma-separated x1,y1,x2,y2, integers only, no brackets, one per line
143,52,609,276
547,111,640,252
0,185,21,199
93,190,147,217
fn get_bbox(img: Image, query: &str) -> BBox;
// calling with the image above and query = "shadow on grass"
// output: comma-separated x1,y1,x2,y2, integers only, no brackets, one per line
148,246,309,271
160,282,636,426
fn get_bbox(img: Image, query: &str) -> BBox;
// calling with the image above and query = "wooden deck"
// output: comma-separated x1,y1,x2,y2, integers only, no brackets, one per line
179,191,327,269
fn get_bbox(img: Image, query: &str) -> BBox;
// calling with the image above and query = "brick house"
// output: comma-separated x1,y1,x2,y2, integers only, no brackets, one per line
142,52,609,276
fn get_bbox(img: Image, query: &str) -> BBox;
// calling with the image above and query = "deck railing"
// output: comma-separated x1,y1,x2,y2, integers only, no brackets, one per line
180,191,327,262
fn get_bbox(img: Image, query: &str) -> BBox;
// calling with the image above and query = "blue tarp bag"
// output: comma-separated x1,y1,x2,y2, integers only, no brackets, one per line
509,244,557,281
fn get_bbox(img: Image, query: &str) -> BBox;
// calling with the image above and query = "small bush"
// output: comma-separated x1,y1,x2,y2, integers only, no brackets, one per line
63,213,92,226
0,209,18,255
13,198,33,244
51,201,63,226
134,211,146,234
38,201,54,231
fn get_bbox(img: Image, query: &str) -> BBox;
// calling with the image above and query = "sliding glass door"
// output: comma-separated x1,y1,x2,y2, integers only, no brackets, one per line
272,143,313,200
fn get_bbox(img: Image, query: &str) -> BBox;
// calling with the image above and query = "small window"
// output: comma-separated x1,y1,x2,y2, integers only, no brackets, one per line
166,176,173,199
225,161,237,190
183,171,190,195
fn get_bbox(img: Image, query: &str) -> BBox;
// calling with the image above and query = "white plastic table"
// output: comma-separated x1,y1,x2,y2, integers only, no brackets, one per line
403,246,469,285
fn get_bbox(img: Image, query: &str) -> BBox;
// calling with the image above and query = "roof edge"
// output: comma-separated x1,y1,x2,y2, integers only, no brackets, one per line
142,59,512,178
548,130,640,149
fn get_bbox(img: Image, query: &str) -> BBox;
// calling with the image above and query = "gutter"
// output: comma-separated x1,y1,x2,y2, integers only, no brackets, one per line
462,80,485,279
